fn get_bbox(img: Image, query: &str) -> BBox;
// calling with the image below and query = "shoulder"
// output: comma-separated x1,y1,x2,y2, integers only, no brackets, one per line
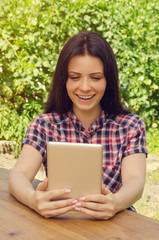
31,112,68,126
108,113,146,129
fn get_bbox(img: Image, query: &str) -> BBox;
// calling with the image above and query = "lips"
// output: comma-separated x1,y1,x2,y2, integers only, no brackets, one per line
76,94,95,100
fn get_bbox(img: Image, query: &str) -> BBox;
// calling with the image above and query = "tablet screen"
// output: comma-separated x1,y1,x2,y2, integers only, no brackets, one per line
47,142,103,199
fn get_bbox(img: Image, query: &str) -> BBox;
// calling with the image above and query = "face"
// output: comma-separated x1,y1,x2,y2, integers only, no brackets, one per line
66,55,106,118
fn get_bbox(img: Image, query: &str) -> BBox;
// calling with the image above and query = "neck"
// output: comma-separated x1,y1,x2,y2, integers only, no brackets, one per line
73,107,102,132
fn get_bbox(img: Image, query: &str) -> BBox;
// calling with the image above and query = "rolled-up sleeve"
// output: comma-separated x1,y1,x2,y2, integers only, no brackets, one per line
22,115,47,160
122,117,148,159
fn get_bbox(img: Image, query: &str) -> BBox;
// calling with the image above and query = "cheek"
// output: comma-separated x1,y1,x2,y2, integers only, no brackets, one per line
97,82,107,94
66,81,71,94
66,81,75,98
66,80,78,93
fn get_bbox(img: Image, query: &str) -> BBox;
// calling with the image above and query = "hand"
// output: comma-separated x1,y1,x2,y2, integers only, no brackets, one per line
33,178,78,218
73,184,117,219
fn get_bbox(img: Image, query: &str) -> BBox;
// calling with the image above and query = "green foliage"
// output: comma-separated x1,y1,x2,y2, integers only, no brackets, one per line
146,128,159,156
147,169,159,183
0,0,159,150
134,166,159,220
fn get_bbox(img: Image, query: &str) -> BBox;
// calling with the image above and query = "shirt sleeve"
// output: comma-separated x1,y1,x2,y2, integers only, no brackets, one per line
122,116,148,159
22,115,47,161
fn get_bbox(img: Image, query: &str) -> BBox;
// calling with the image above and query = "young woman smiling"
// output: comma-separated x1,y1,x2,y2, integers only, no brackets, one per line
66,54,106,131
9,32,147,219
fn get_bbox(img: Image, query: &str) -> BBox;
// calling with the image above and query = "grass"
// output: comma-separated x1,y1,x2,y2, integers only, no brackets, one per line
134,169,159,220
134,127,159,220
147,169,159,183
146,128,159,156
135,201,159,221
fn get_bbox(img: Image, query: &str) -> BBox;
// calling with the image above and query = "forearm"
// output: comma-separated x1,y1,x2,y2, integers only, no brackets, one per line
8,171,35,210
114,176,145,212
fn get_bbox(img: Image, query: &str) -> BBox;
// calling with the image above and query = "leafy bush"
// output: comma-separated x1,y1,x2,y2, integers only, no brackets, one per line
0,0,158,152
146,128,159,156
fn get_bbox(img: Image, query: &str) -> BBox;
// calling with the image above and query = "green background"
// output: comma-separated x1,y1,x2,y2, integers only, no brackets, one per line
0,0,158,153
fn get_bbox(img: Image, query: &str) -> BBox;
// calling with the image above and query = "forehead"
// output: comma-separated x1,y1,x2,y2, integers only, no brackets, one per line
68,55,104,72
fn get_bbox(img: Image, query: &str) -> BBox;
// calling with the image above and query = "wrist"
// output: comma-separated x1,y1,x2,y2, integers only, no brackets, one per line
23,187,36,211
113,192,125,213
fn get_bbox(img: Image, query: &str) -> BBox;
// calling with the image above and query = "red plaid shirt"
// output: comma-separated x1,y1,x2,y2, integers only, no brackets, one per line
23,110,147,210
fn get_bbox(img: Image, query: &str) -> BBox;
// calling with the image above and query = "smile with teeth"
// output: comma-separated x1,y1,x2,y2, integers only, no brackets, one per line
76,94,95,100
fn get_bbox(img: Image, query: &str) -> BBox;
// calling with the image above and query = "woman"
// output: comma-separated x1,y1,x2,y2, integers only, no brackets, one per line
9,32,147,219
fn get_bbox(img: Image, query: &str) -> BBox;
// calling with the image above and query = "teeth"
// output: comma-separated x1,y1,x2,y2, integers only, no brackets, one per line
78,95,94,100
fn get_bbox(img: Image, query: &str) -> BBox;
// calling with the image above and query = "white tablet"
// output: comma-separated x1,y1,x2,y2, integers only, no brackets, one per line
47,142,103,199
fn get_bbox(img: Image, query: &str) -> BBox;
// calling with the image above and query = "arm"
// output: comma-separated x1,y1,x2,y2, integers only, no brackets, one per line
113,153,146,211
74,153,146,219
9,144,77,218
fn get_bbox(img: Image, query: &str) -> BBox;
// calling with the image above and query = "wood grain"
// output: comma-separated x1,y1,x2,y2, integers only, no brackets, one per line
0,167,159,240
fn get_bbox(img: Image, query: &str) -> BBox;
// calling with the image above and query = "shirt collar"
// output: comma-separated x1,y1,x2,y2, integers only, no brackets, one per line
67,110,107,134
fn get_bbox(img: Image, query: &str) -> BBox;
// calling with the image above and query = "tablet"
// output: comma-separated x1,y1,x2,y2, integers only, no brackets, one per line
47,142,103,199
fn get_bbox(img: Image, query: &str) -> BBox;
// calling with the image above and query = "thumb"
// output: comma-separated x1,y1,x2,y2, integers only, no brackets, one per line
36,178,48,191
102,184,111,195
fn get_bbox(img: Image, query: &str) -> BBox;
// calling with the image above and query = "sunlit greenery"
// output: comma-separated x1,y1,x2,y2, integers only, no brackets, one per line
147,128,159,156
134,166,159,220
0,0,158,153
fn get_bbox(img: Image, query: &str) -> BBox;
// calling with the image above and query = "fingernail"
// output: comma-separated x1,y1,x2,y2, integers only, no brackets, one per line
72,200,78,204
75,202,81,207
75,207,81,211
65,189,71,193
80,196,86,201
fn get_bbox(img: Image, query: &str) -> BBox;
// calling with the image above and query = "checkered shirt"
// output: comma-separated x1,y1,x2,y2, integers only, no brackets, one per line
22,110,147,211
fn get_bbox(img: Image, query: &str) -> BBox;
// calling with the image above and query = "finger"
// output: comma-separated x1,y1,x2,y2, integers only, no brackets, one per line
42,205,74,218
75,207,110,220
79,194,106,203
101,185,111,195
75,201,106,211
101,184,105,193
46,188,72,201
36,178,48,191
45,198,77,211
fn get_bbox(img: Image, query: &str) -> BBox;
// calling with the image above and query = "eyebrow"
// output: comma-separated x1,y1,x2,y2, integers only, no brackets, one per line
90,72,104,75
68,71,104,75
68,71,81,74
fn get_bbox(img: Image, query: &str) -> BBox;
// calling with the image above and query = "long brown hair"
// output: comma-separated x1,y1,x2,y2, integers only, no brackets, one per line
45,31,130,115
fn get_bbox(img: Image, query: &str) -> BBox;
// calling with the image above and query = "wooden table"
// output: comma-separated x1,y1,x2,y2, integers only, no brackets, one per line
0,167,159,240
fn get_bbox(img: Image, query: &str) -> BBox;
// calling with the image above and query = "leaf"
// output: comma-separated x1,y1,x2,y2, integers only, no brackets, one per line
0,0,158,145
0,39,9,51
138,76,145,81
84,15,91,22
33,68,39,77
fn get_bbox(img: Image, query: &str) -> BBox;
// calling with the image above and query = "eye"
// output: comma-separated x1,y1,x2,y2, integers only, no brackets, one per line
91,76,101,80
69,75,80,80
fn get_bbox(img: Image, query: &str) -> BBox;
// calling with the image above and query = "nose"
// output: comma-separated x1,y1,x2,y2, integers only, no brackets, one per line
79,78,91,92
